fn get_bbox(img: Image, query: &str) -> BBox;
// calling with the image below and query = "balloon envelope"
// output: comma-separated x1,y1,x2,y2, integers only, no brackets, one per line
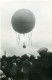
11,9,35,33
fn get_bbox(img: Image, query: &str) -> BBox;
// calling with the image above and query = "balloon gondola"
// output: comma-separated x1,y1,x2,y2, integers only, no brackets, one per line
11,9,35,48
23,44,26,48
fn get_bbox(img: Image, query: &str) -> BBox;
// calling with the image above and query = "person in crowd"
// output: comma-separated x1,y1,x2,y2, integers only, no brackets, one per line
21,59,31,80
10,59,18,80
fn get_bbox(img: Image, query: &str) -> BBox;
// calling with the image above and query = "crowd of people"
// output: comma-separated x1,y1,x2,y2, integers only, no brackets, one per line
0,48,52,80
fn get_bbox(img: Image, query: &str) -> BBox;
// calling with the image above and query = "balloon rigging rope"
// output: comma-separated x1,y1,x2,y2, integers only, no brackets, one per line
28,32,32,46
18,34,20,45
15,32,20,45
15,32,32,47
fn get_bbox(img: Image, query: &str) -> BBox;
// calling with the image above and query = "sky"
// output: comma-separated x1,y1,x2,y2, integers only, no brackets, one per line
0,0,52,57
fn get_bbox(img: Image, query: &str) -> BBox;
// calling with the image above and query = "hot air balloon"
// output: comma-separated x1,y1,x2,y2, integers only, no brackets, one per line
11,9,35,48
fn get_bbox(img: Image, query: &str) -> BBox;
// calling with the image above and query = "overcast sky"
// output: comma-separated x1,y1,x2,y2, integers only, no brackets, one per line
0,0,52,57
